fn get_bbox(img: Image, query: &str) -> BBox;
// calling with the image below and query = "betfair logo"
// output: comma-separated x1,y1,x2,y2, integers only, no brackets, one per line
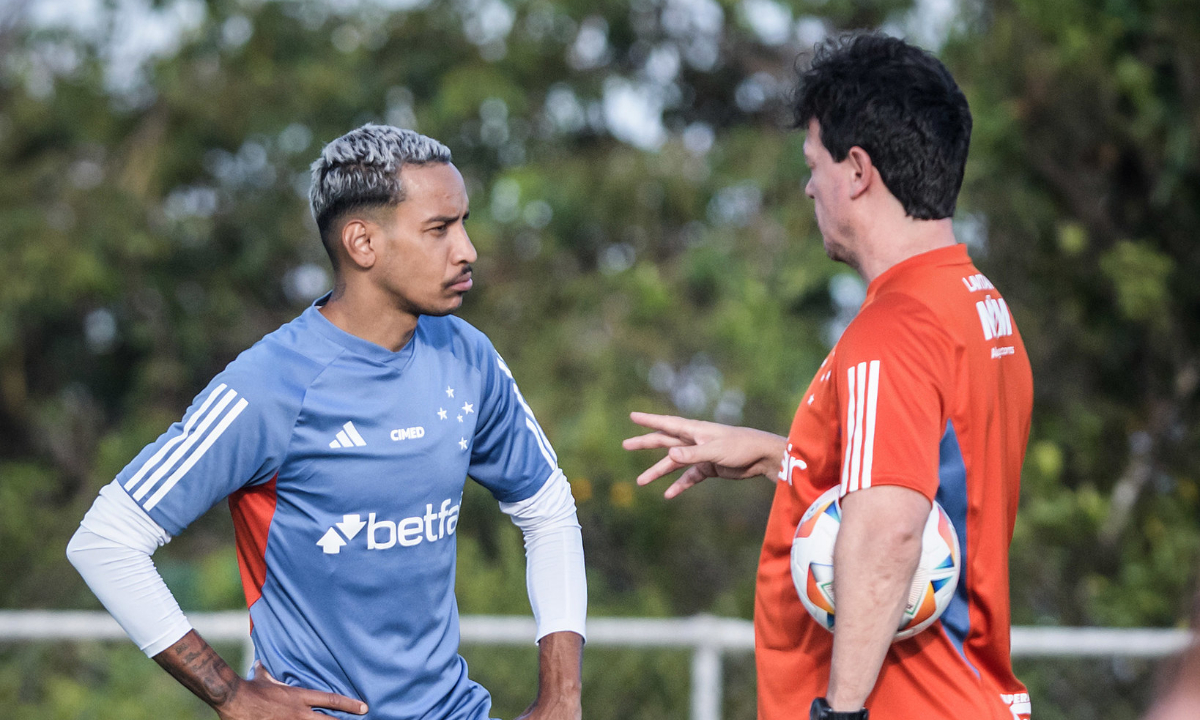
777,443,808,486
316,500,461,554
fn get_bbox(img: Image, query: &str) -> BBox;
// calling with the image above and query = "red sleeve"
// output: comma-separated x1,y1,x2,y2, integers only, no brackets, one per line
834,293,955,501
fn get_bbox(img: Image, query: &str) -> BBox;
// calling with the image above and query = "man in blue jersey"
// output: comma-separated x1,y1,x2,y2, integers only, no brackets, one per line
67,125,586,720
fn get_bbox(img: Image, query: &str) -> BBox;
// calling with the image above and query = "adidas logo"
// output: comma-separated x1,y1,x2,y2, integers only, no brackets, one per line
329,421,367,449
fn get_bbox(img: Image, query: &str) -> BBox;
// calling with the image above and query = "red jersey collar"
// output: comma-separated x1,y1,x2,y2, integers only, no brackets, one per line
864,243,971,302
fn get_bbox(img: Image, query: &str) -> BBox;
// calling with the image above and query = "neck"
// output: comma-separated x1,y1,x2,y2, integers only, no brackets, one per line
318,279,419,352
852,216,957,284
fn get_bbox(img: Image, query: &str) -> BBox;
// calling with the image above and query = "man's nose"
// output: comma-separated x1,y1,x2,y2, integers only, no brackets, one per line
454,227,478,265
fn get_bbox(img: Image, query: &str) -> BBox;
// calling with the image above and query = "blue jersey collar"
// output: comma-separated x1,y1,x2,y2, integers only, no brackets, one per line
303,293,419,368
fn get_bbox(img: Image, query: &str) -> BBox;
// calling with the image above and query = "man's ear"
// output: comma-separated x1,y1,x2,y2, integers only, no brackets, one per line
340,218,377,270
845,146,875,200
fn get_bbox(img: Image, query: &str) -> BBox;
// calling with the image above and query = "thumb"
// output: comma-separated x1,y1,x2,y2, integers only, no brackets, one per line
253,661,286,686
667,444,706,465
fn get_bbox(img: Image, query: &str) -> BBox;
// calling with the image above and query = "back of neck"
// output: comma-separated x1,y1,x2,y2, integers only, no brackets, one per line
855,217,957,284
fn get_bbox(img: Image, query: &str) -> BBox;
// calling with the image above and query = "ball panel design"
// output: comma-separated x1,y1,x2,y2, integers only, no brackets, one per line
806,563,836,615
790,487,961,643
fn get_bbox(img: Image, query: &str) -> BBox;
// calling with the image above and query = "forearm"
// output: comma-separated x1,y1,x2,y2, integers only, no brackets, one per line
154,629,246,710
827,488,927,711
526,631,583,714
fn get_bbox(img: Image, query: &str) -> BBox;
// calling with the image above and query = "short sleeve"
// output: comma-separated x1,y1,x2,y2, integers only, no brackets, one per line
468,345,559,504
114,370,292,536
834,293,955,500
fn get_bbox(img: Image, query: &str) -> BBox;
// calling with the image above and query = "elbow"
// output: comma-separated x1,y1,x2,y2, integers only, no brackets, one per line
888,522,924,548
894,527,924,562
842,517,923,569
65,527,87,571
875,519,925,558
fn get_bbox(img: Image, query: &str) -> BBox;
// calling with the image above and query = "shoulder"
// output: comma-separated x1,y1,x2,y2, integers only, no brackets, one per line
844,290,946,340
418,315,498,367
837,291,956,367
212,315,344,413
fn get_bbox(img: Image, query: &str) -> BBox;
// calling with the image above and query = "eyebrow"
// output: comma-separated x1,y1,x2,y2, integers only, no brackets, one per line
424,211,468,225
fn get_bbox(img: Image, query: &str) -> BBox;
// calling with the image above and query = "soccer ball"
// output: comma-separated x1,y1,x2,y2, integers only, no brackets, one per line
790,485,961,641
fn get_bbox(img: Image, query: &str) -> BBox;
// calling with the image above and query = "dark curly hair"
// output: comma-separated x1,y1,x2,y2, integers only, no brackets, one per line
793,33,971,220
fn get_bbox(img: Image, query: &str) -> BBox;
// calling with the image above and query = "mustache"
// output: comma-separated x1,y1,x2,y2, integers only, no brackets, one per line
446,266,473,286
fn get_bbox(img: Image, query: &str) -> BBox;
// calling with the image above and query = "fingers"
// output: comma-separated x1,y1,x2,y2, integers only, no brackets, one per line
635,453,685,486
665,465,710,499
622,431,689,451
298,688,368,714
628,411,701,440
666,443,720,467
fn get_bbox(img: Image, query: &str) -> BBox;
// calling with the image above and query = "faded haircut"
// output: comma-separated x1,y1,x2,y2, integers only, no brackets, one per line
308,124,452,265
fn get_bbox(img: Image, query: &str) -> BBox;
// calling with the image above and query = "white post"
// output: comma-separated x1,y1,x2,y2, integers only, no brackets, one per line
690,644,722,720
690,615,724,720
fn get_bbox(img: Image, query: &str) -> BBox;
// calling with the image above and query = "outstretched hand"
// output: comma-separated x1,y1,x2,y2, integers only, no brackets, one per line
622,411,787,498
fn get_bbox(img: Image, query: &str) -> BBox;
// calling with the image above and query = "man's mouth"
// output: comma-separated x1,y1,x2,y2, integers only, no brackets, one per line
446,270,473,292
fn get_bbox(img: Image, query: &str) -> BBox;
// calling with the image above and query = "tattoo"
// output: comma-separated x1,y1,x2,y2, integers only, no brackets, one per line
154,631,242,708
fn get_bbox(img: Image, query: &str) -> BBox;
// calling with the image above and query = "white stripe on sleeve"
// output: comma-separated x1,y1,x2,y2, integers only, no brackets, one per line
124,384,227,492
841,366,857,495
495,354,558,468
842,360,881,494
144,398,249,511
848,362,868,492
131,388,239,502
860,361,880,489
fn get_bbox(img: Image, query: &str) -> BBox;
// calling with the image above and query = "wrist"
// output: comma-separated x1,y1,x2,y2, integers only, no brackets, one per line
538,684,582,702
810,697,868,720
755,432,789,476
209,674,247,711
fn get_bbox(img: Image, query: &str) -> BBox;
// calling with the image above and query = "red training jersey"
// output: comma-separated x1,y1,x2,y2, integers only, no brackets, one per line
755,244,1033,720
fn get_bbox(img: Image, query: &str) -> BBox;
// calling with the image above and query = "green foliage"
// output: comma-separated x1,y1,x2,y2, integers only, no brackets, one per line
1,0,1197,718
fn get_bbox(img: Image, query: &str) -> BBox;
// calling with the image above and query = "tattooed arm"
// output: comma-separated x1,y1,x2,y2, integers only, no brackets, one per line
154,630,368,719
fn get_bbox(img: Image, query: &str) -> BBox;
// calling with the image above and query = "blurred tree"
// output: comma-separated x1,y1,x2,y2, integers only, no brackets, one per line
946,0,1200,628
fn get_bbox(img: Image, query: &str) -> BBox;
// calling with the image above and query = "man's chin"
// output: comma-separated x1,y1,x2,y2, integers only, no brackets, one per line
419,295,466,318
822,238,853,266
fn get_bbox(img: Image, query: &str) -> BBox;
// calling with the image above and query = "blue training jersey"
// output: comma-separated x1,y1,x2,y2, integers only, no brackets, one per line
113,299,560,720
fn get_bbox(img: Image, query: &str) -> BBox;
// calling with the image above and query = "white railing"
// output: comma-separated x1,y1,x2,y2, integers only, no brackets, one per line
0,611,1192,720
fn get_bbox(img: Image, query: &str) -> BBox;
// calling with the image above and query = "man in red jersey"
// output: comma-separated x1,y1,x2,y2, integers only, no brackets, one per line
625,33,1033,720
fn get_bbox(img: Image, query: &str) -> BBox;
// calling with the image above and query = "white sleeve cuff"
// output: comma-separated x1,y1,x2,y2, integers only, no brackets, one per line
66,481,193,657
500,470,587,643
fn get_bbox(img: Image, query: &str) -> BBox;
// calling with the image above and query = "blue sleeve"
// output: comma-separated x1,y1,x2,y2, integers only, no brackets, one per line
114,367,293,536
468,346,559,504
